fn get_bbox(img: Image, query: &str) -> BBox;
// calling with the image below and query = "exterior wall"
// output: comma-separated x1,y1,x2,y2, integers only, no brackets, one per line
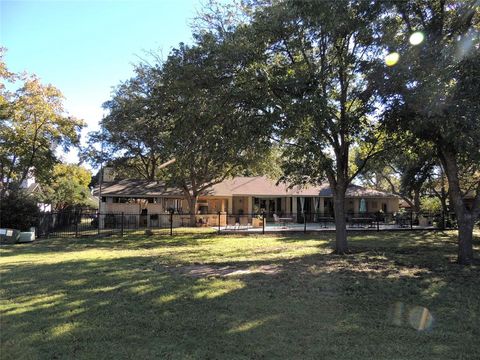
386,198,399,212
194,214,227,226
345,197,400,214
104,203,140,214
232,196,249,215
198,197,229,214
98,194,400,228
147,203,164,214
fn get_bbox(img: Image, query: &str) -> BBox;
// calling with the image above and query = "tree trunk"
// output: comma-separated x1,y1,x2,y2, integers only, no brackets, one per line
440,196,448,214
439,192,449,230
457,216,475,264
413,188,421,213
333,187,348,254
189,195,198,227
440,150,475,264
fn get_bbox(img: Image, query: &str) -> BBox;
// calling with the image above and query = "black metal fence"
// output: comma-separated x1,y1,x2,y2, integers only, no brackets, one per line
223,211,457,232
35,210,458,238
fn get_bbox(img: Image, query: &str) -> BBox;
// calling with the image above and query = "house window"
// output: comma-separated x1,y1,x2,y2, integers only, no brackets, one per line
165,198,182,212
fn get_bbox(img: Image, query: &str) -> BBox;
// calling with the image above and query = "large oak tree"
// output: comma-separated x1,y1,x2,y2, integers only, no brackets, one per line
160,32,271,224
379,0,480,264
242,0,388,253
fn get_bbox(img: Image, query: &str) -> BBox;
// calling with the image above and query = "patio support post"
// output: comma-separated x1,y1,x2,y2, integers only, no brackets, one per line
47,213,51,238
262,210,265,235
292,198,297,221
121,212,124,237
170,210,173,236
304,211,307,233
75,217,79,238
247,196,253,218
410,211,413,230
218,211,221,233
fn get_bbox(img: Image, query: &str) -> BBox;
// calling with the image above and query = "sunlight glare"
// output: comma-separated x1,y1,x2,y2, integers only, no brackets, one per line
385,52,400,66
409,32,425,46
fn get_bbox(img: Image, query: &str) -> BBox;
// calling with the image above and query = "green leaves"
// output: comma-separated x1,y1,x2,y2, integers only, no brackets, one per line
84,64,172,180
40,163,93,210
162,36,271,194
1,53,85,193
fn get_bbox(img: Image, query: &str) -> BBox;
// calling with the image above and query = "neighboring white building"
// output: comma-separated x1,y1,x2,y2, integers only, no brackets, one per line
20,172,52,212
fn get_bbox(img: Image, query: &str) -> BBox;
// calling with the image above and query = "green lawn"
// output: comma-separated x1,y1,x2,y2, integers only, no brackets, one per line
1,231,479,359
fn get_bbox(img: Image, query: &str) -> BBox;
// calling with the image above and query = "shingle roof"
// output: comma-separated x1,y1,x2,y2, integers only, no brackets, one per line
95,176,397,198
94,179,183,197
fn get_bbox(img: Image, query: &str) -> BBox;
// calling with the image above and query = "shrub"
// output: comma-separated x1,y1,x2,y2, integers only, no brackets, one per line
420,197,442,213
0,191,41,231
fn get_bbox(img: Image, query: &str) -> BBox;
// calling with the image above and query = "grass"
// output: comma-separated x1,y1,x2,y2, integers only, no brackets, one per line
1,230,479,359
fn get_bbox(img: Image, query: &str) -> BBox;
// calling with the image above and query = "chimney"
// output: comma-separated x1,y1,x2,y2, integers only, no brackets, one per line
103,167,115,182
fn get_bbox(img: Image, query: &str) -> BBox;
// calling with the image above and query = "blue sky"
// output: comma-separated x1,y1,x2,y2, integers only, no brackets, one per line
1,0,202,163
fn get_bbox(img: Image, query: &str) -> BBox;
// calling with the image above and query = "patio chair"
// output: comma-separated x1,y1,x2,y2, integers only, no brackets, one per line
273,213,281,226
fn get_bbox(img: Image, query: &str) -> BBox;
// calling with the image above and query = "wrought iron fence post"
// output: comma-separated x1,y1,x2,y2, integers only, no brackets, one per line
170,210,173,236
303,211,307,233
218,211,221,233
121,212,124,237
47,213,51,238
75,217,79,238
262,210,265,235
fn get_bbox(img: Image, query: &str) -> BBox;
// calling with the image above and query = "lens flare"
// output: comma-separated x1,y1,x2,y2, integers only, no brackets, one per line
408,306,434,331
409,32,424,45
388,302,435,331
385,52,400,66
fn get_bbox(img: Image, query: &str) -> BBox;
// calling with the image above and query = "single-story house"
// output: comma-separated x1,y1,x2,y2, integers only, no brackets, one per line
94,176,399,227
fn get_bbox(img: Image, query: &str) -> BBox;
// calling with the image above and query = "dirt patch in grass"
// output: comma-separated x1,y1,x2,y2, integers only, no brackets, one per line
166,263,282,278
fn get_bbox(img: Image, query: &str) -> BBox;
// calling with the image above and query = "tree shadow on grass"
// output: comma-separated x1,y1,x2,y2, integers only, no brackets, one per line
2,244,479,360
0,232,223,258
